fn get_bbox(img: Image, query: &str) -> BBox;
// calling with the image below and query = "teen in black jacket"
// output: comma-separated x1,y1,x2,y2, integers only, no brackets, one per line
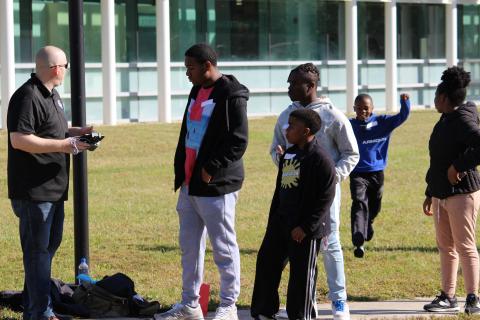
268,138,336,239
174,74,249,197
159,44,248,320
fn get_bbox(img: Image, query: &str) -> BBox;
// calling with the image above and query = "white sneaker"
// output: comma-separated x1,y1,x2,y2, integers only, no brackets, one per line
212,304,239,320
331,300,350,320
154,303,204,320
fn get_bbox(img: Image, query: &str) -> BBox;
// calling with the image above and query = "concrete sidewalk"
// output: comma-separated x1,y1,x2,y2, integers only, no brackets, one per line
114,299,462,320
230,299,462,319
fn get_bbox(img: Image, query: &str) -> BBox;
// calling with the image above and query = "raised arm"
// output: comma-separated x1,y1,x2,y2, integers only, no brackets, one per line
383,93,411,129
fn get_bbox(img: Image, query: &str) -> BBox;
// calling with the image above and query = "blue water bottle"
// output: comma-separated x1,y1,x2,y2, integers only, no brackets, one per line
78,257,89,284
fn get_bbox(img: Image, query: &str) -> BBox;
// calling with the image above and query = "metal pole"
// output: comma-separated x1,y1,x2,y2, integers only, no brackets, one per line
68,0,89,282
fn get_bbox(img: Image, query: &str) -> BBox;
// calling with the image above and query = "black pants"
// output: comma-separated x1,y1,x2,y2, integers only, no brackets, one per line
349,171,384,247
251,217,321,320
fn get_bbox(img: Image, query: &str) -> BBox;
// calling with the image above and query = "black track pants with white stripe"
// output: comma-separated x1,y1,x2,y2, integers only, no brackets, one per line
251,219,322,320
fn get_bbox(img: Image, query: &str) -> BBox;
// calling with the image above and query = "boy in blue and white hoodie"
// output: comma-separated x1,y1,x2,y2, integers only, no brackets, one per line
349,93,410,258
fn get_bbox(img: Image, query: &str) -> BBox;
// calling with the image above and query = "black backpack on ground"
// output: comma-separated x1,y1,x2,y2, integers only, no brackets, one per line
72,282,130,318
72,273,161,317
0,280,90,317
0,290,23,312
50,278,90,317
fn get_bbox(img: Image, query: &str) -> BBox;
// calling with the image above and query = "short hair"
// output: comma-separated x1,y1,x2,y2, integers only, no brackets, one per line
436,66,471,106
354,93,373,105
289,109,322,135
291,63,320,83
185,43,218,66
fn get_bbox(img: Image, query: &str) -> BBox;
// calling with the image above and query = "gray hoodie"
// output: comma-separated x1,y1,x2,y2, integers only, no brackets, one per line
271,98,359,182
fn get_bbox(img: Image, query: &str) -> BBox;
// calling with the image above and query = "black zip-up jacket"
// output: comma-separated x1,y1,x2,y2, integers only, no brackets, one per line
426,101,480,199
174,74,249,196
268,138,336,239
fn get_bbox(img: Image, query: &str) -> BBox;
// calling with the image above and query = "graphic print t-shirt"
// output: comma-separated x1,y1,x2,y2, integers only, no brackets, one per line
184,86,215,185
277,149,304,218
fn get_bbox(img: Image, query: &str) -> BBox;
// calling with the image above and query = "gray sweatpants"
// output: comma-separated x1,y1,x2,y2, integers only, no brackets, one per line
177,186,240,307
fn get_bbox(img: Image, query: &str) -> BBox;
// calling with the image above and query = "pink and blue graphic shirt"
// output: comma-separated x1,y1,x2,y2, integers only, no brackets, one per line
184,86,216,185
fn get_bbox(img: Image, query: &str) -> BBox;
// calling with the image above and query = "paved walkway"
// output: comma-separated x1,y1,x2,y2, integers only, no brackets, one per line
231,299,462,319
91,299,462,320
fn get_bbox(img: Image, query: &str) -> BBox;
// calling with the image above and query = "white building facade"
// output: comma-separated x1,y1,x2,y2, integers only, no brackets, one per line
0,0,479,127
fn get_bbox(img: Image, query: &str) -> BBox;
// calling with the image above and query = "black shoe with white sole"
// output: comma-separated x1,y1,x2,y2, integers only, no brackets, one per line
423,292,459,312
465,293,480,314
353,246,364,258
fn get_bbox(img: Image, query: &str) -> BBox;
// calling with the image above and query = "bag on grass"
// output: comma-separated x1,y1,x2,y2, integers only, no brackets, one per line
131,297,162,316
72,272,161,317
0,290,23,312
50,278,89,317
72,281,130,318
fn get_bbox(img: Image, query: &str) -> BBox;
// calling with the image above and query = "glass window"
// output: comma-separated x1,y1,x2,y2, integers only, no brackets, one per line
214,0,260,60
137,3,157,62
170,0,345,62
116,0,156,63
397,3,445,59
458,5,480,59
169,0,197,62
83,2,102,62
266,0,345,61
33,1,70,59
14,0,102,63
358,2,385,60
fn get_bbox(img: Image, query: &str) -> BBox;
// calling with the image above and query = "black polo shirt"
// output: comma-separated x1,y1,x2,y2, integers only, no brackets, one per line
7,73,70,201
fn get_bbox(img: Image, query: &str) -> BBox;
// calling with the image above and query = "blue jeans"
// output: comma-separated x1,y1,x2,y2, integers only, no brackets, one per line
11,200,65,320
320,184,348,302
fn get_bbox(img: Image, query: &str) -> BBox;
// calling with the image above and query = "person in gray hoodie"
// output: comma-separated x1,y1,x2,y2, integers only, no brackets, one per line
270,63,359,320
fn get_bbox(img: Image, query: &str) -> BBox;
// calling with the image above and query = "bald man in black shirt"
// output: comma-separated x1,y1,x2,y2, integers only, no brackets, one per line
7,45,91,320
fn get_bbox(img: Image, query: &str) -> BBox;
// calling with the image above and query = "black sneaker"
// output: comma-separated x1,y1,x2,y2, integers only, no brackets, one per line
252,315,276,320
423,292,459,312
354,246,364,258
465,294,480,314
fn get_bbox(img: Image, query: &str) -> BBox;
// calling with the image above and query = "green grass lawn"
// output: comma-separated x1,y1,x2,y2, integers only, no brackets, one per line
0,110,477,318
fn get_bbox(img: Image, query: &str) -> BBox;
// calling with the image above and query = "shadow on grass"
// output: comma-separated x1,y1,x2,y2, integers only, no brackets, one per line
346,294,381,302
137,244,258,255
367,246,438,253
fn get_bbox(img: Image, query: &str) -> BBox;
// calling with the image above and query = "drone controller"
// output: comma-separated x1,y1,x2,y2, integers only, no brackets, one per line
78,131,105,151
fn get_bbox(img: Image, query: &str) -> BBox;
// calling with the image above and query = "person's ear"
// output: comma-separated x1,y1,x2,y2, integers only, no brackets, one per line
443,95,450,105
204,61,213,72
304,127,311,136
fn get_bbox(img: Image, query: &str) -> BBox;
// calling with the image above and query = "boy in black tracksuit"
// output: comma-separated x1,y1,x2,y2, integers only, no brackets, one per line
251,109,336,320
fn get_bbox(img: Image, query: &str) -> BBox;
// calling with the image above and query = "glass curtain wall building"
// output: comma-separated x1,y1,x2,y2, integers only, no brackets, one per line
0,0,479,125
